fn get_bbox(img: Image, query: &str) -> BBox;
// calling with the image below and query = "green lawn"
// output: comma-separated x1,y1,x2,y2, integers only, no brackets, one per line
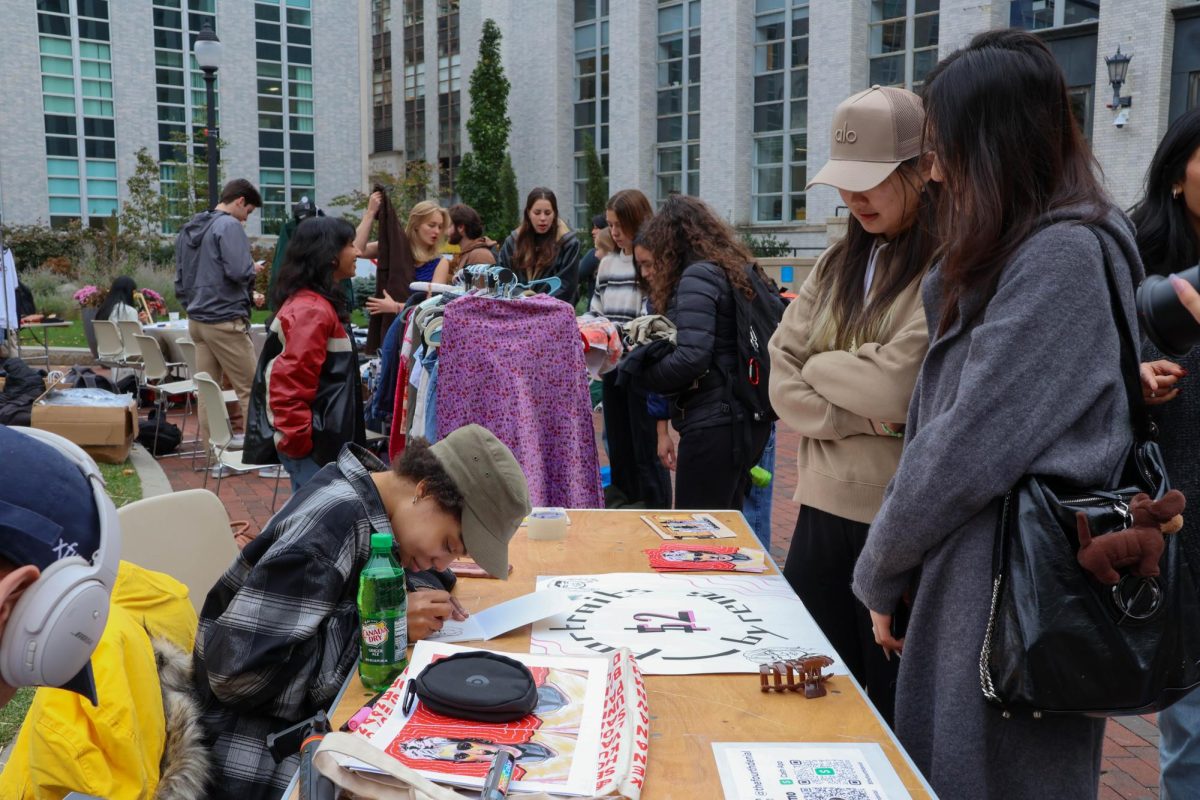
33,310,368,353
0,458,141,750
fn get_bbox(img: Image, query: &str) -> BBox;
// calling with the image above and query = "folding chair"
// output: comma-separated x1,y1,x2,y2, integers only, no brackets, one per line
92,319,128,369
193,371,282,510
134,334,197,457
178,338,238,469
116,488,239,613
116,320,145,364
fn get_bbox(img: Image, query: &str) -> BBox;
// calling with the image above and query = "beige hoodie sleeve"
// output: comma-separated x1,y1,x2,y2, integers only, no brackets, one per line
767,257,878,440
800,287,929,423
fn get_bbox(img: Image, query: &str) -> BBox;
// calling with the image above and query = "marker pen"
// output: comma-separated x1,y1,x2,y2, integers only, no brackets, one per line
341,689,386,732
481,751,515,800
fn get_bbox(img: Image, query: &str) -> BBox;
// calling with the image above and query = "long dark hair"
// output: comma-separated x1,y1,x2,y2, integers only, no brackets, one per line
1129,108,1200,275
512,187,562,278
270,216,355,322
635,195,755,315
810,157,938,352
923,29,1107,334
96,275,137,321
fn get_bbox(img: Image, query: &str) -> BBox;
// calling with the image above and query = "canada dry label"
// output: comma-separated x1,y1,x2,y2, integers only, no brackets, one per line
361,615,408,665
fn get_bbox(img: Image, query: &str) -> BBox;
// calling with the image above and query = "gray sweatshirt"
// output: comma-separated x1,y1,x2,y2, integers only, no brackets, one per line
851,204,1143,798
174,210,255,323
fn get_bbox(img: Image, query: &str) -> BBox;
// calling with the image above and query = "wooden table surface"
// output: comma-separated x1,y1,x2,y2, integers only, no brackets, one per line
300,510,931,799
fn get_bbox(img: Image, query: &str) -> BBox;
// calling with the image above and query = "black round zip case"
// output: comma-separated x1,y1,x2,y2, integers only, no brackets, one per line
402,651,538,722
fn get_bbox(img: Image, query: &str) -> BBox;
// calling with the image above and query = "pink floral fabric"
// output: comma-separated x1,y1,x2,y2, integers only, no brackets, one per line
438,293,603,508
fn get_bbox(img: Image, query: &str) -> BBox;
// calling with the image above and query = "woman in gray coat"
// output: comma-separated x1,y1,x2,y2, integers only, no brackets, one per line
851,30,1144,798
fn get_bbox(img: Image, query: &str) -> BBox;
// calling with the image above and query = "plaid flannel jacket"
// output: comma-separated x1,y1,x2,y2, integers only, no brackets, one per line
192,445,390,800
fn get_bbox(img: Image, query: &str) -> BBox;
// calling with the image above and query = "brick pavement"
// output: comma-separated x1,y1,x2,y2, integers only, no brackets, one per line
140,399,1162,798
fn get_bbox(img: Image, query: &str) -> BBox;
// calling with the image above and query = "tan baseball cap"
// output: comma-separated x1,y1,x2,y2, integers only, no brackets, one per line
429,424,531,580
807,85,925,193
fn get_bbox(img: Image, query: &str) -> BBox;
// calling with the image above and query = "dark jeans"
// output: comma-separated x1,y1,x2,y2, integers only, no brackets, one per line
601,374,671,508
783,504,899,726
674,420,771,511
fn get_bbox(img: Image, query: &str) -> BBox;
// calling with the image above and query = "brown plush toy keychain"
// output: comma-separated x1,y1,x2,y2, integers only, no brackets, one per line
1075,490,1186,585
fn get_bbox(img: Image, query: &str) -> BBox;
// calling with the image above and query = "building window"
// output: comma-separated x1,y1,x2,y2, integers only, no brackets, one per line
403,0,426,162
654,0,699,207
1009,0,1100,29
372,0,393,154
753,0,808,224
573,0,609,228
868,0,939,90
1067,84,1094,143
153,1,218,232
38,0,117,229
437,0,461,198
1190,71,1200,111
255,0,315,227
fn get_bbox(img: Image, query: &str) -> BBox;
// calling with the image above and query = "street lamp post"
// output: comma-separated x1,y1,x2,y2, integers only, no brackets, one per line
193,23,223,210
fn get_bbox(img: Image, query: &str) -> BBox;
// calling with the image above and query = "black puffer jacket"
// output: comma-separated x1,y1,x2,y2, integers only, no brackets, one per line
639,261,740,433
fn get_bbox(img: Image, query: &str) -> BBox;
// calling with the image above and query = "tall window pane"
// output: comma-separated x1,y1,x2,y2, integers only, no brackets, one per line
753,1,807,223
437,0,461,199
404,0,426,162
256,0,315,226
573,3,609,227
869,0,939,90
655,0,700,207
38,0,117,229
372,0,393,154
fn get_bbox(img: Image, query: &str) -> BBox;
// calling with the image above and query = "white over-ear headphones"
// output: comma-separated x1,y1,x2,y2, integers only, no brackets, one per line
0,427,120,697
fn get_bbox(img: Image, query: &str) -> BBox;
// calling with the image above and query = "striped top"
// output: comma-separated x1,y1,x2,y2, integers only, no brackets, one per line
589,250,645,324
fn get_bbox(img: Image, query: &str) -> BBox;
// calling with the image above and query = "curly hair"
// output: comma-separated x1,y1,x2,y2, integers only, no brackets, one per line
391,438,465,517
634,195,756,315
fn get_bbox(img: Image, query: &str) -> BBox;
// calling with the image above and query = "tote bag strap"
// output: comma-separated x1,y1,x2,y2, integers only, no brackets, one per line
1084,223,1153,441
313,732,559,800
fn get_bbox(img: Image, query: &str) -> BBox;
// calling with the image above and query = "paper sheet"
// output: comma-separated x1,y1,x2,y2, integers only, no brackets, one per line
426,590,574,644
532,574,845,675
712,742,911,800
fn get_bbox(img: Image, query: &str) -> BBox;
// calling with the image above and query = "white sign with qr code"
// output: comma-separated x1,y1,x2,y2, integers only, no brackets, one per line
712,742,911,800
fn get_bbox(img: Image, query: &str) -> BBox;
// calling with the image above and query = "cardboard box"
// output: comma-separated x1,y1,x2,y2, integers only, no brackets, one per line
31,387,137,464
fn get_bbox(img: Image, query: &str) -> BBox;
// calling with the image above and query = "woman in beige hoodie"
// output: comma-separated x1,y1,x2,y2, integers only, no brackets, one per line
766,86,938,726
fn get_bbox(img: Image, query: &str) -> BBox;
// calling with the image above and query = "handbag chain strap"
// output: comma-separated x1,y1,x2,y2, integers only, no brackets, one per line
979,223,1144,710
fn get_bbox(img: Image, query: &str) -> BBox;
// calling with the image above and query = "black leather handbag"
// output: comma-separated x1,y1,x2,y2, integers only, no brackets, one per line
980,225,1200,717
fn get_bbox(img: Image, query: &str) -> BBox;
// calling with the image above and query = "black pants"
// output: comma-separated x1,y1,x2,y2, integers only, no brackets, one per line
674,420,771,511
601,374,671,508
783,505,899,726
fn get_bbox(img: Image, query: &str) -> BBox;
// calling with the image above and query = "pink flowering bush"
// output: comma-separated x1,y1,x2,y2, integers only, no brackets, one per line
72,285,106,308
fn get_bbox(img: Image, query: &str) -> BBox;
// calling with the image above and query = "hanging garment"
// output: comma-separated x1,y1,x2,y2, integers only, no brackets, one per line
365,185,416,353
438,294,603,508
0,248,17,336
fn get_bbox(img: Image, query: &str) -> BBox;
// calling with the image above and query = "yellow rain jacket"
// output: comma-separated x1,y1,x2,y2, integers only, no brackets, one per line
1,561,199,799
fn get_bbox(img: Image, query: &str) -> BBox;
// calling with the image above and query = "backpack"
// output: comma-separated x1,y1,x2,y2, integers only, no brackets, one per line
136,409,182,456
60,366,118,394
724,264,786,427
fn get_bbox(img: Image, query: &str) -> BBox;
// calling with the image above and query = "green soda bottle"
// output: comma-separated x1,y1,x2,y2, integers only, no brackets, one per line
358,532,409,691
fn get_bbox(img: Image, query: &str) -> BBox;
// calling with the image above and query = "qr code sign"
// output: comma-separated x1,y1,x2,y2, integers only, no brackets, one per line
788,759,863,786
798,788,872,800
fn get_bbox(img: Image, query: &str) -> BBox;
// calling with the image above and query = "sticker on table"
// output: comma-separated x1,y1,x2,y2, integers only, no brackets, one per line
711,742,912,799
532,573,844,675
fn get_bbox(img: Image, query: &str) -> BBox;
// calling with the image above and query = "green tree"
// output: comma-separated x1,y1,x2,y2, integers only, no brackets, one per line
162,130,224,231
583,134,607,224
498,153,519,236
121,147,168,254
457,19,512,241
